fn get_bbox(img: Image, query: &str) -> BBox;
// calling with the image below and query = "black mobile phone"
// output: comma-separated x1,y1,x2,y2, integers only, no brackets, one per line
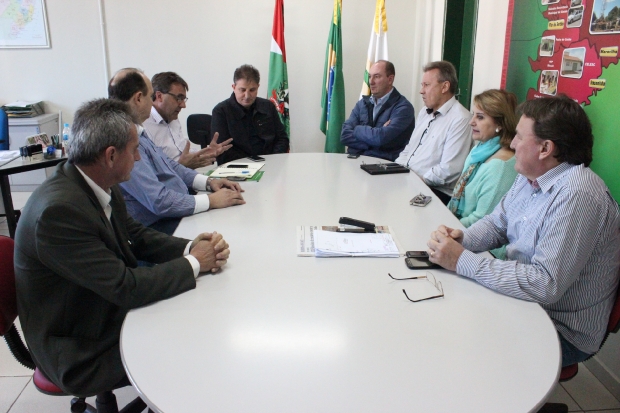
347,153,360,159
247,155,265,162
226,164,249,168
405,257,441,269
406,251,429,258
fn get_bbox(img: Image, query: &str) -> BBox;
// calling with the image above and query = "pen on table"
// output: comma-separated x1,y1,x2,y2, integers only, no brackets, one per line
216,171,249,175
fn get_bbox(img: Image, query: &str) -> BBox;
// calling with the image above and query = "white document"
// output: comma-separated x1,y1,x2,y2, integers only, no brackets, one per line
210,162,264,179
297,225,401,257
314,230,400,258
4,101,40,108
0,150,20,167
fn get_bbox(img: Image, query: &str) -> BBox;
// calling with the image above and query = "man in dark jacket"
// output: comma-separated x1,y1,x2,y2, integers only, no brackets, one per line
14,98,230,397
212,64,289,164
340,60,415,161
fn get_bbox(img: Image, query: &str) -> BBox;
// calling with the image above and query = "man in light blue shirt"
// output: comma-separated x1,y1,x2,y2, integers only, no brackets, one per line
108,68,245,235
428,95,620,367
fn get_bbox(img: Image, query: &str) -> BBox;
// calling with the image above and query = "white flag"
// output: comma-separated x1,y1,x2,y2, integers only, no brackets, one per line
360,0,389,98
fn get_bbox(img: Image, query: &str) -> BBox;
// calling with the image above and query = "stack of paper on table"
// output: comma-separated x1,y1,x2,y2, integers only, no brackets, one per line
313,229,400,257
209,162,264,179
0,150,20,167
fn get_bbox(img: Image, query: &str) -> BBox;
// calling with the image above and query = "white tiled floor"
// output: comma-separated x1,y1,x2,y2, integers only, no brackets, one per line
2,192,620,412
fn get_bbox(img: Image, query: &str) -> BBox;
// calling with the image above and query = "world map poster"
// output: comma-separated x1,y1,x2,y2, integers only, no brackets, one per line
502,0,620,201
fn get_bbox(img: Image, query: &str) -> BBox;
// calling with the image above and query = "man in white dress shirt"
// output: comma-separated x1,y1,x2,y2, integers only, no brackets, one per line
395,61,472,204
143,71,215,169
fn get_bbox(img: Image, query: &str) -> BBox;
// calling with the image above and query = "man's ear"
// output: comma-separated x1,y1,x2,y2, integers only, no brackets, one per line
539,139,556,160
103,146,117,168
441,81,450,94
133,91,143,106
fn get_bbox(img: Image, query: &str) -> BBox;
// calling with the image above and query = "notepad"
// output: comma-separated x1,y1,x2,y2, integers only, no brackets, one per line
313,230,400,258
209,162,264,179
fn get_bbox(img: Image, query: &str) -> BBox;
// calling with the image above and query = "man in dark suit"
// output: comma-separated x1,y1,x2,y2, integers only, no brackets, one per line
14,98,230,397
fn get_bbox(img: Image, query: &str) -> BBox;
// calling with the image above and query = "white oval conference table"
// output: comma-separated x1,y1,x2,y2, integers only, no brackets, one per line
121,153,560,413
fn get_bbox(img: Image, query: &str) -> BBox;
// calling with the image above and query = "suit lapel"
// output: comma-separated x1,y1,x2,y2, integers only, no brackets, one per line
62,162,131,264
109,187,137,267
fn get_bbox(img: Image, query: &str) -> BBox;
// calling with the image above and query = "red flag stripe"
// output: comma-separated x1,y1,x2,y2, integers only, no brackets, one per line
272,0,287,62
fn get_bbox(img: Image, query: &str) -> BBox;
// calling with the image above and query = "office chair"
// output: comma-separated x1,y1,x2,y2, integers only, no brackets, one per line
0,107,8,150
187,113,212,148
538,271,620,413
0,235,150,413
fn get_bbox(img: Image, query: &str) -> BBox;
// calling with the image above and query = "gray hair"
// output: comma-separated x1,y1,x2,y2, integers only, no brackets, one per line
69,98,137,166
423,61,458,95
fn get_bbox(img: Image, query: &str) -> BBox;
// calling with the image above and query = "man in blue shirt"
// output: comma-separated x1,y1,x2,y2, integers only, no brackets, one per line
108,68,245,235
340,60,415,161
428,95,620,367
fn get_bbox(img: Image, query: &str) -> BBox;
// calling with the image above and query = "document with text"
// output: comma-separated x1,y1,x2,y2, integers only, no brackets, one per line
296,225,401,257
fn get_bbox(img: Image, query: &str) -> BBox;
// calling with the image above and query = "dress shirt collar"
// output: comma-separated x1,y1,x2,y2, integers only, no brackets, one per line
433,96,457,117
369,87,394,107
150,106,167,125
534,162,573,194
136,124,147,138
75,165,112,218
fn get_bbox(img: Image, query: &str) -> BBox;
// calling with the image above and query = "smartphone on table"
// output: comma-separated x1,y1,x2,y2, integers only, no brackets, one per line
247,155,265,162
405,257,441,269
406,251,429,258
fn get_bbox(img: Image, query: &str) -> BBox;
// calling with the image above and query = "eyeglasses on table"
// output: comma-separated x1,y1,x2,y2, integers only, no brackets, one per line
388,271,444,302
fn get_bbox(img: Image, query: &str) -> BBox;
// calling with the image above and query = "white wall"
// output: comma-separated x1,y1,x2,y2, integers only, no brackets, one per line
0,1,106,129
471,0,510,102
0,0,509,150
1,0,422,153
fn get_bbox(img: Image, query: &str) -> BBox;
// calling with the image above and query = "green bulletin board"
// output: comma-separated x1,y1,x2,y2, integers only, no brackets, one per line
502,0,620,202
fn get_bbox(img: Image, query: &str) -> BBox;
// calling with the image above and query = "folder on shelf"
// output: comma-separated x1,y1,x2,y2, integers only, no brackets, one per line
2,101,44,118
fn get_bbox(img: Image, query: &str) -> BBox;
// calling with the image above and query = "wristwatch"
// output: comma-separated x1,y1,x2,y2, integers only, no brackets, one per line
206,178,213,192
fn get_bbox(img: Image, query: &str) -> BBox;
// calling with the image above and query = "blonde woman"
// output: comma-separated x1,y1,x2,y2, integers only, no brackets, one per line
448,89,518,228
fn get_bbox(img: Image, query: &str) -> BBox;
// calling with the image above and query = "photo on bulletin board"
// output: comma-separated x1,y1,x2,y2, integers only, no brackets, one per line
0,0,51,48
560,47,586,78
540,70,559,95
567,6,585,28
540,35,556,56
590,0,620,34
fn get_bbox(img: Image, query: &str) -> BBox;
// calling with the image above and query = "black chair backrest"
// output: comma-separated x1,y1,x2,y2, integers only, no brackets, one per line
187,114,212,149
